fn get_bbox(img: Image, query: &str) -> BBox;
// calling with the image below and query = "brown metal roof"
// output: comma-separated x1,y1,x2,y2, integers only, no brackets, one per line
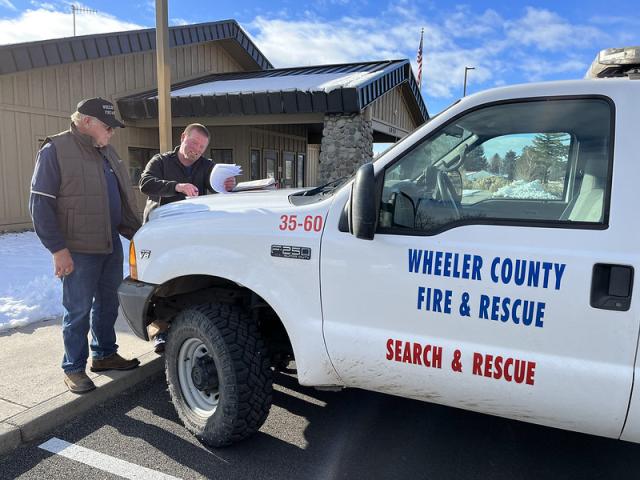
0,19,273,75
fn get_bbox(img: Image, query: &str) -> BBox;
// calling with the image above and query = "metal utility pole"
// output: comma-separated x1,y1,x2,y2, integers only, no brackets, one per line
71,5,97,36
463,66,475,97
156,0,172,152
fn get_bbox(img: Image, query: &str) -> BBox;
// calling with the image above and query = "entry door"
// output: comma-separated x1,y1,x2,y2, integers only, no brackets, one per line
264,149,280,186
282,151,295,188
250,149,262,180
321,97,637,438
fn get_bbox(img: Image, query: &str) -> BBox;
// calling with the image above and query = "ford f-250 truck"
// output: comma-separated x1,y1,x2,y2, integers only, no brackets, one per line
119,47,639,447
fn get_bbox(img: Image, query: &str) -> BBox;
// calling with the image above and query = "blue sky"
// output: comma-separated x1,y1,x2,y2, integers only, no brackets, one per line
0,0,639,114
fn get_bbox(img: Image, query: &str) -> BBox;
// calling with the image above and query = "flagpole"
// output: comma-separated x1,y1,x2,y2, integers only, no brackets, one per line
417,28,424,90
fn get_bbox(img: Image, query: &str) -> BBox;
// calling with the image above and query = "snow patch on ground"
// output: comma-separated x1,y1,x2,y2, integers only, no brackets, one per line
492,180,559,200
0,231,129,332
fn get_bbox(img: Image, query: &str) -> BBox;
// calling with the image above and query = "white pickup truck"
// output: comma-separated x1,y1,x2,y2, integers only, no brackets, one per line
119,47,639,447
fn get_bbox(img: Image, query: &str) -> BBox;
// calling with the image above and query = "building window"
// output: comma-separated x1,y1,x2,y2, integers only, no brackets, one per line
297,153,305,187
264,149,278,181
212,149,233,164
128,147,159,186
250,149,261,180
283,151,295,188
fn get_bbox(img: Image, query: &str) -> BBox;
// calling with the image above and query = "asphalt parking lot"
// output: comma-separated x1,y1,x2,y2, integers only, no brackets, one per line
2,370,640,480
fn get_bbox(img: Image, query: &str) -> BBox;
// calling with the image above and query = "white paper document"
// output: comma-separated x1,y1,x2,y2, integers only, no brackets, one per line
210,163,243,194
233,177,277,192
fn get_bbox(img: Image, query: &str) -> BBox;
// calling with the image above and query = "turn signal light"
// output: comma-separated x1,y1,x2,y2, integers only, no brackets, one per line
129,240,138,280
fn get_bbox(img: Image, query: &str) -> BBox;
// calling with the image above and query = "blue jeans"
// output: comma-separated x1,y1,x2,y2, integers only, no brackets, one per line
61,236,123,373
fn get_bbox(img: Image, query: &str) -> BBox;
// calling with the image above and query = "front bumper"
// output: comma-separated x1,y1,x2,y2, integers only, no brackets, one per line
118,276,157,341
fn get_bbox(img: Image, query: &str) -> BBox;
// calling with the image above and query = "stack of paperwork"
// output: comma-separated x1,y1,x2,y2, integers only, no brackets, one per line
233,177,277,192
210,164,242,194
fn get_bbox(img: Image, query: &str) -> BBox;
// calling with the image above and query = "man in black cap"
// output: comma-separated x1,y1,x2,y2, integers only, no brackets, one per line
29,97,142,394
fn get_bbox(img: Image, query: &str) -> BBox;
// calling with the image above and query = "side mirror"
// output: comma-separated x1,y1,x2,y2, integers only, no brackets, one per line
390,191,416,228
350,163,377,240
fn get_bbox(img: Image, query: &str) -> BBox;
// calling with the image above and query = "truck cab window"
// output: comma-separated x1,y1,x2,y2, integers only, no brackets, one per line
379,98,612,234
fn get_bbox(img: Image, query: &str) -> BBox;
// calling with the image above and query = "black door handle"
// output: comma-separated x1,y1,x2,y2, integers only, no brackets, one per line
590,264,634,311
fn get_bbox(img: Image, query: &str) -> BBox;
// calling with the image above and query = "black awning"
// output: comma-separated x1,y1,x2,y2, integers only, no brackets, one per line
117,59,429,124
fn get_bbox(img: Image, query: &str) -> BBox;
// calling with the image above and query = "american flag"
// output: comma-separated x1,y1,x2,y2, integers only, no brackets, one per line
417,28,424,88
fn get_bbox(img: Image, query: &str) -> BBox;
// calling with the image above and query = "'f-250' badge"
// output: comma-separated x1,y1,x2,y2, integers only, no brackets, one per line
271,245,311,260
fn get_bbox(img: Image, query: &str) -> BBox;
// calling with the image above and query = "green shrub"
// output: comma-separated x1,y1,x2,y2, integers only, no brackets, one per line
465,176,509,193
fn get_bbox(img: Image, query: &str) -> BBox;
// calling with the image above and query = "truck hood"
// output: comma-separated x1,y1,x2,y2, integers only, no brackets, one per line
148,188,306,220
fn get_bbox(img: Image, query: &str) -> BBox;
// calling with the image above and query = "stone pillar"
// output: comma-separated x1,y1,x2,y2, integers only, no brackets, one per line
318,111,373,185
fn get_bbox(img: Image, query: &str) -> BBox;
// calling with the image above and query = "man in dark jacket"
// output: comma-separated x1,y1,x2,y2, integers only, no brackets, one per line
29,97,142,394
139,123,235,351
139,123,235,223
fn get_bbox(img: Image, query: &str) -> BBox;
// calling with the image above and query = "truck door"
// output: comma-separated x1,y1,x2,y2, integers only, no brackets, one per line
321,96,637,438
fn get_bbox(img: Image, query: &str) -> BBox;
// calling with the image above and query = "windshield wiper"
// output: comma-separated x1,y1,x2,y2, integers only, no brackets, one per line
301,176,350,196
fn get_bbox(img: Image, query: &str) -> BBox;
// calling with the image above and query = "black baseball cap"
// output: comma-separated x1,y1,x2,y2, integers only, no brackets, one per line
76,97,125,128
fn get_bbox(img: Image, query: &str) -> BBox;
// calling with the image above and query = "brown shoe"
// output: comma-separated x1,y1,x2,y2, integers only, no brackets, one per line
64,371,96,394
90,353,140,372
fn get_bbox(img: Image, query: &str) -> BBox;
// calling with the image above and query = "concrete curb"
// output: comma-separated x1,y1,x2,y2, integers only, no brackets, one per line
0,351,163,457
0,423,21,457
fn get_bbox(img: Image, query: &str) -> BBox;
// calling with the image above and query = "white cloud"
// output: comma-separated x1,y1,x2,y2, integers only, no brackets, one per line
170,18,190,26
420,48,494,98
387,3,420,21
29,1,54,9
249,15,498,99
246,5,636,104
249,16,406,66
519,57,588,82
0,0,16,10
506,7,606,51
443,7,503,39
0,8,146,45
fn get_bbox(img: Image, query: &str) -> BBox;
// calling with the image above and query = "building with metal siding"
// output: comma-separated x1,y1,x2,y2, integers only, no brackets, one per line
0,20,427,231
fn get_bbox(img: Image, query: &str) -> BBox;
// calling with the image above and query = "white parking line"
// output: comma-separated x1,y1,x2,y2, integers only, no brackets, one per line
39,437,181,480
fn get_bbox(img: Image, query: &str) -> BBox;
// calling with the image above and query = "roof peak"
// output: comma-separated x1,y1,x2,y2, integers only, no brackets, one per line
0,20,272,75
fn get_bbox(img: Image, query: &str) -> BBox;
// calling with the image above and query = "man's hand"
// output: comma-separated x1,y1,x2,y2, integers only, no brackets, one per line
224,176,236,192
175,183,199,197
53,248,74,278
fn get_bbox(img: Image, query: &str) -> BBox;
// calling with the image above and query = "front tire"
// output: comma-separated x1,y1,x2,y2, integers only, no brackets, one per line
165,303,272,447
